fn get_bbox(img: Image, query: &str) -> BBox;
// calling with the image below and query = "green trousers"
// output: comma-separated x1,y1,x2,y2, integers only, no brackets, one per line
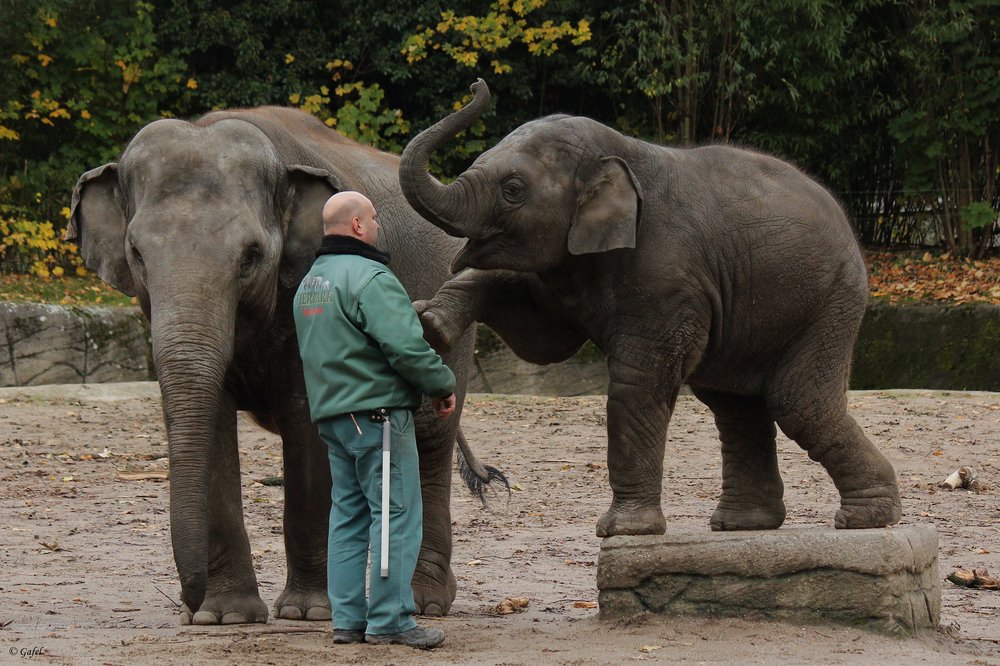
317,409,422,634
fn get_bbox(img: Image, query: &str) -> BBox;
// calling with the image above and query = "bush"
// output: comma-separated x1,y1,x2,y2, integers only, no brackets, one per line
0,205,86,277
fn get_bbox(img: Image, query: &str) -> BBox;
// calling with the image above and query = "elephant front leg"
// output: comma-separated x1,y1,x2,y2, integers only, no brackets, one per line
692,390,785,531
410,408,461,615
596,360,673,538
273,397,333,621
182,394,269,625
413,269,491,354
415,269,588,364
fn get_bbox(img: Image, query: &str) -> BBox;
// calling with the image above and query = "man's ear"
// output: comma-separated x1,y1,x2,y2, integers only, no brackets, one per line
568,156,643,255
66,163,137,296
280,164,345,289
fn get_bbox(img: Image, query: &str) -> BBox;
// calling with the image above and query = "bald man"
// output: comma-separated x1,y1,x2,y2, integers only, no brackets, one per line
293,191,456,648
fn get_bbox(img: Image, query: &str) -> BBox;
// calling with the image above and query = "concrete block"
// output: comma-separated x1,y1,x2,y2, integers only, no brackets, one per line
597,525,940,634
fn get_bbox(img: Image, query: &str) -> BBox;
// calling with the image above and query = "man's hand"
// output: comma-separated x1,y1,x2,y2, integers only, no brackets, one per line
433,393,457,419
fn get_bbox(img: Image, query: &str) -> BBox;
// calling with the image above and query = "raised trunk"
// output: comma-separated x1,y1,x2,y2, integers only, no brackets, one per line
398,79,492,237
150,293,235,613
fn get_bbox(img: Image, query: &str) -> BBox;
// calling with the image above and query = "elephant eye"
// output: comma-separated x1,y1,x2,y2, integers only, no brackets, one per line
502,180,524,201
241,244,261,275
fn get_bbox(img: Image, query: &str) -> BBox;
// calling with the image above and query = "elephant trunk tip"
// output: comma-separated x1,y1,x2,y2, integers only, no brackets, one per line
180,571,208,612
399,80,492,238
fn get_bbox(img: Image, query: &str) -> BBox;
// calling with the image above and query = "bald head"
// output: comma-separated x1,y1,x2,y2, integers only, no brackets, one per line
323,191,380,245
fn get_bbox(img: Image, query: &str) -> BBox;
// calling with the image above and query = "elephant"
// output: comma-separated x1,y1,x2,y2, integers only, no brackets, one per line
67,106,483,624
398,79,902,537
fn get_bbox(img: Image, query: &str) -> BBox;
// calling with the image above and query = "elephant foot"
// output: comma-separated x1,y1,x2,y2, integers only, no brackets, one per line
411,564,457,616
710,496,786,531
274,586,332,621
179,593,269,625
596,503,666,538
834,486,901,529
414,300,466,354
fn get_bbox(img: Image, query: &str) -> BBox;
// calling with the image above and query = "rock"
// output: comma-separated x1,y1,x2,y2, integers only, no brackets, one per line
597,525,940,634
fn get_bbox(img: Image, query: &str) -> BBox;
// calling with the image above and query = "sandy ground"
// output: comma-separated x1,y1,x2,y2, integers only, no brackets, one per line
1,385,999,665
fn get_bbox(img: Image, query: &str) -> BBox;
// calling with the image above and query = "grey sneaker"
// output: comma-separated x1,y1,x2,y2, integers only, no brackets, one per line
333,629,365,644
365,625,445,648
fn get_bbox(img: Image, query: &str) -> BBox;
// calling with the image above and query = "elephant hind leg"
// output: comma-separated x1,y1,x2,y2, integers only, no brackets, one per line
693,390,785,531
767,356,900,529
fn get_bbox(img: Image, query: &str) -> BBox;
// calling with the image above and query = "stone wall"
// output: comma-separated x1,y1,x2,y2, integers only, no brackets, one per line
0,304,153,387
6,301,1000,392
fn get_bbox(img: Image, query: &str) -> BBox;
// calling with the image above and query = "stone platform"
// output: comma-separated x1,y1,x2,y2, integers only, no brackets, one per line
597,525,940,634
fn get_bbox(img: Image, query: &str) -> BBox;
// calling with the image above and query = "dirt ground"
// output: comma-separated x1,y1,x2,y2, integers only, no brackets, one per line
1,385,999,665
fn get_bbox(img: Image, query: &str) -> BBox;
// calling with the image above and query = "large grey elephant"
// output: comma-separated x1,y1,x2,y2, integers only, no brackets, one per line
67,106,477,623
399,80,901,537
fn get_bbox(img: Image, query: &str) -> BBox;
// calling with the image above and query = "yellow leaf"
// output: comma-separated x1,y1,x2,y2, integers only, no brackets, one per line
186,78,198,89
38,54,53,66
289,93,301,104
61,207,71,219
285,53,295,64
52,266,64,276
41,118,54,126
44,17,57,27
31,90,41,99
81,109,91,119
114,60,126,71
75,266,88,276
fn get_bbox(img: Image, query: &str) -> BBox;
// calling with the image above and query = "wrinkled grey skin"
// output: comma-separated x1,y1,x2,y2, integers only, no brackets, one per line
399,80,901,537
68,107,474,623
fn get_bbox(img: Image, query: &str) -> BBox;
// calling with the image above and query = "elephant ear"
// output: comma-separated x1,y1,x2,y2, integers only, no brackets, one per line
66,163,138,296
280,164,346,289
568,156,643,255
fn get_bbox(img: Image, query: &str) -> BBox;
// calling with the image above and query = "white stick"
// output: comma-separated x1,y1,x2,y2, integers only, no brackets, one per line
380,416,391,578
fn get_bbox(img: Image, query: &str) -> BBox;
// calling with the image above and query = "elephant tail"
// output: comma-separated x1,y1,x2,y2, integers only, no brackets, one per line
455,427,510,509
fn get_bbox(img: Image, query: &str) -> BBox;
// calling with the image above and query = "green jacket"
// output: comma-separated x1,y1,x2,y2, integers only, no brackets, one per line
293,236,456,422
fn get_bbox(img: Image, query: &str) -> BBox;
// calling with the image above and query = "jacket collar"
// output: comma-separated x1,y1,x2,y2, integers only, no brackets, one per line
315,234,391,266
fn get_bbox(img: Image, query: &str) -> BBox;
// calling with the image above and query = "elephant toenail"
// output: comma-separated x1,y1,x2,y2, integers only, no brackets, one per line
192,610,221,625
305,607,332,621
220,612,248,625
279,606,303,620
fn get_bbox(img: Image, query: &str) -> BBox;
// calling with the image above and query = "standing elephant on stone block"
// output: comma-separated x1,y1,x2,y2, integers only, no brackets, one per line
68,106,478,623
400,80,901,537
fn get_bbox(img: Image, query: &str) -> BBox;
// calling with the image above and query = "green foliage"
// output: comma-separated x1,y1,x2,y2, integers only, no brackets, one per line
0,0,189,221
1,0,999,271
402,0,591,73
887,0,1000,257
581,0,753,144
0,205,86,277
961,202,1000,232
290,70,412,154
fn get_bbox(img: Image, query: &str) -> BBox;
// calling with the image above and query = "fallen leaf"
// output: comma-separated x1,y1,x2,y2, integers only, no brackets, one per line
573,601,597,608
641,645,662,652
467,559,483,565
495,597,529,614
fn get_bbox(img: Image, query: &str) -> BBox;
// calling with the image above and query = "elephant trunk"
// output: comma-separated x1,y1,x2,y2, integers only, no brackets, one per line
150,291,235,614
399,79,491,239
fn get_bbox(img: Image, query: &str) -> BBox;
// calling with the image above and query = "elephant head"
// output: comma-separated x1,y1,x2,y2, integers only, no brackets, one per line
67,118,342,613
399,79,643,274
